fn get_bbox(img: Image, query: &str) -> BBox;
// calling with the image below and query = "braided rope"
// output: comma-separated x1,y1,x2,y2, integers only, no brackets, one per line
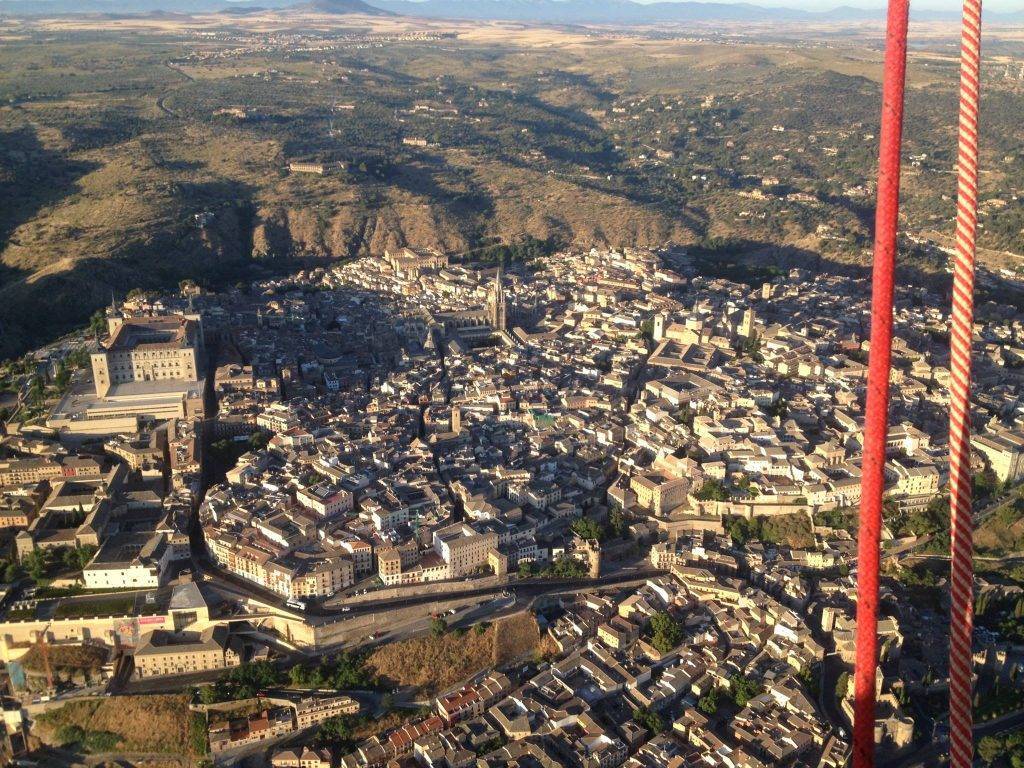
853,2,911,766
948,0,982,763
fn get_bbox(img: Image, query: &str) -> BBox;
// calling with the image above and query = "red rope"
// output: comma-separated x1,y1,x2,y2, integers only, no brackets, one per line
853,0,911,765
948,0,983,762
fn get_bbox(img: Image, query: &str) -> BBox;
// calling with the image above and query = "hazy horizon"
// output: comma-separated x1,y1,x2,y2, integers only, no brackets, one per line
6,0,1024,11
375,0,1024,15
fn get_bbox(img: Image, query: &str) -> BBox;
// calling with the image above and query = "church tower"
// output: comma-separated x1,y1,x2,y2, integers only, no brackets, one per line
489,269,508,331
653,313,667,342
740,307,756,340
106,292,125,337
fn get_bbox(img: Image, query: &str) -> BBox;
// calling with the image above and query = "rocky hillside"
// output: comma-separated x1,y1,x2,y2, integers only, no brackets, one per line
4,16,1022,360
0,116,703,359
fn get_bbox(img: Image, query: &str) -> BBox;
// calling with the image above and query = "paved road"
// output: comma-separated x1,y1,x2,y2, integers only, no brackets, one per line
193,539,664,622
819,652,849,732
309,568,666,623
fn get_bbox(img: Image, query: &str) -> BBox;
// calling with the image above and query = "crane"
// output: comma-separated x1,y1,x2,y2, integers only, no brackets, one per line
32,621,54,694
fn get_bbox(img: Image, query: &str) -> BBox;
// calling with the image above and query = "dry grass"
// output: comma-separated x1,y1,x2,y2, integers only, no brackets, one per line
492,612,544,666
21,643,107,672
353,710,406,740
367,613,547,696
34,694,191,755
975,496,1024,555
760,512,816,550
367,624,494,695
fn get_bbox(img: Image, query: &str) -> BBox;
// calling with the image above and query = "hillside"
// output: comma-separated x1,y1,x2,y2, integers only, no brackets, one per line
975,490,1024,557
298,0,393,14
33,694,194,755
366,613,551,695
0,15,1022,359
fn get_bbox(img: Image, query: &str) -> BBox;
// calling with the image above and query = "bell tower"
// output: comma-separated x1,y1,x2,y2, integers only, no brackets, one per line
489,269,508,331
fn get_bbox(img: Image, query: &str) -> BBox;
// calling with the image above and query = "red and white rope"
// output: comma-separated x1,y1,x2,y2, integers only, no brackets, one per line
948,0,983,763
853,1,982,764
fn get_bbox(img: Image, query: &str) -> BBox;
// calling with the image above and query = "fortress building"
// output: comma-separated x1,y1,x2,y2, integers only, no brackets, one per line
46,304,207,437
91,307,204,397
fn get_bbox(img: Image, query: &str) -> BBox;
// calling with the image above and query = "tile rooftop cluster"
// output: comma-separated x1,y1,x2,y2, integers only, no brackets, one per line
5,241,1024,765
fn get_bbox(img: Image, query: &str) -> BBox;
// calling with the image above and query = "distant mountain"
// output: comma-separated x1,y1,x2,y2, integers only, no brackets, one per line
0,0,1020,25
296,0,392,13
367,0,807,23
365,0,1024,25
0,0,276,14
0,0,380,16
218,4,269,13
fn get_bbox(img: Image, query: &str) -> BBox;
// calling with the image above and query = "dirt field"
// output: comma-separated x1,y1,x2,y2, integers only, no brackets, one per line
366,612,551,695
33,694,193,755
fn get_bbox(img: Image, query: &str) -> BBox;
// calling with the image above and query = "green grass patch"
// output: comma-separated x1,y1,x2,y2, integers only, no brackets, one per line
53,595,136,619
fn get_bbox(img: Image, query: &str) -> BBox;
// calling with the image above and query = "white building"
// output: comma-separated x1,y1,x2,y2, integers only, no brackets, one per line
83,532,173,590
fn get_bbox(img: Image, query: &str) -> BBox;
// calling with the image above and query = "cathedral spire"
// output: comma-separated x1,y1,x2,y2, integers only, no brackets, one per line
490,267,507,332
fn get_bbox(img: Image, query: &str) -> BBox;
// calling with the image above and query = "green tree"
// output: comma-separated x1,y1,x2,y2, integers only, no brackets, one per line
729,674,764,707
198,684,221,705
289,664,308,688
697,689,719,715
430,616,448,637
677,403,695,428
973,470,1000,500
53,362,70,391
571,517,603,541
27,375,45,407
331,651,375,689
796,664,820,697
317,715,361,746
89,309,107,339
835,671,850,702
978,735,1006,765
649,611,684,653
547,554,587,579
249,430,272,451
725,516,760,546
23,549,51,582
608,506,628,539
207,660,284,701
632,706,665,734
694,479,729,502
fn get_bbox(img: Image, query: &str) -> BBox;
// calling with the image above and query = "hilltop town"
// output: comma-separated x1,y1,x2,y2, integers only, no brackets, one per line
1,242,1024,766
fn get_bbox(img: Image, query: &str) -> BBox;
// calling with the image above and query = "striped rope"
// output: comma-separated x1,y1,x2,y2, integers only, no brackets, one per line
948,0,982,763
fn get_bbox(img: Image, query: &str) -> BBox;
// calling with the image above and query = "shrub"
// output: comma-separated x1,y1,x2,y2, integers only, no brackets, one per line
83,730,121,751
56,723,85,745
